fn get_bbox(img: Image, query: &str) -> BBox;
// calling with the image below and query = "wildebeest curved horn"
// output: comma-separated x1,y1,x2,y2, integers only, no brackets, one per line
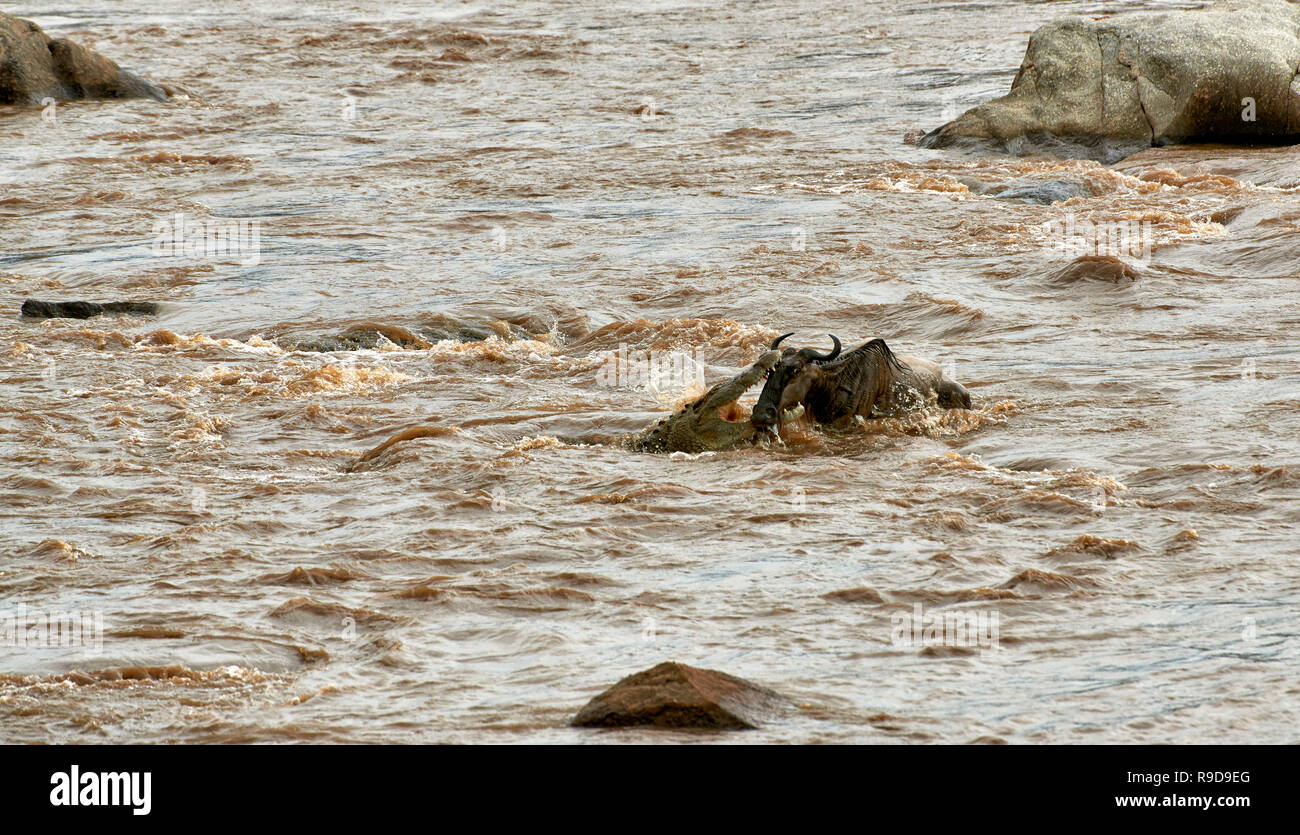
811,334,841,362
770,331,795,350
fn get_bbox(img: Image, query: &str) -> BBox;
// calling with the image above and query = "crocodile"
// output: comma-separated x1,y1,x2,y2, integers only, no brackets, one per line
621,349,797,453
345,349,797,470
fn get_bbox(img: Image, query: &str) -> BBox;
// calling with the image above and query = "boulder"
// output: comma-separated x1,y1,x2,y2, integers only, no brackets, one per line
20,300,159,319
0,12,167,104
570,661,792,730
1043,255,1142,285
920,0,1300,160
994,178,1093,204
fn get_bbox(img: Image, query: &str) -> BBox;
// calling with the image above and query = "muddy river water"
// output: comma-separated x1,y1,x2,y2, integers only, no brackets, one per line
1,0,1297,743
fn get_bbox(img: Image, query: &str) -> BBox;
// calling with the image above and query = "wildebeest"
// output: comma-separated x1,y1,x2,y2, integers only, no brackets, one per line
749,333,971,432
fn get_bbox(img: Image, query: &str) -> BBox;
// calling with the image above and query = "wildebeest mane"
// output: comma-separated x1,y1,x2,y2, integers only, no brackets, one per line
803,337,905,423
821,337,903,385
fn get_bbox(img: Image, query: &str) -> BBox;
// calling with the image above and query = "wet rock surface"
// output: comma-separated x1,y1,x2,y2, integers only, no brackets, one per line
570,662,794,730
280,321,535,352
0,12,167,104
20,300,160,319
994,179,1093,205
920,0,1300,160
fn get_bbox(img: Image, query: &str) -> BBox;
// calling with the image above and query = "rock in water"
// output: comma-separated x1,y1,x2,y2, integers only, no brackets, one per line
281,321,534,352
994,178,1093,205
0,12,167,104
21,300,160,320
570,661,792,730
920,0,1300,160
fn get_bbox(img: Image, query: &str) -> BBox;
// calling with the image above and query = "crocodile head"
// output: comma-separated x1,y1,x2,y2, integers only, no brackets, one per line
626,349,802,453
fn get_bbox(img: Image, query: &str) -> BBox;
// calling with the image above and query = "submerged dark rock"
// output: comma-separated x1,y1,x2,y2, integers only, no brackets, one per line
1044,255,1142,285
284,324,434,353
0,12,167,104
21,300,160,319
570,661,793,730
920,0,1300,160
281,321,534,352
994,178,1093,205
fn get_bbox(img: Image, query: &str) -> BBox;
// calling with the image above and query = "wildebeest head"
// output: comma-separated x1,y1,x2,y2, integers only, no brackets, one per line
936,378,972,410
749,332,841,431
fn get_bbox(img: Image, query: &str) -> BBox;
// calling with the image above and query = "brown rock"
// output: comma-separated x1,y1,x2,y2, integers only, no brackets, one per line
1044,255,1142,285
0,12,167,104
570,661,792,730
822,586,885,604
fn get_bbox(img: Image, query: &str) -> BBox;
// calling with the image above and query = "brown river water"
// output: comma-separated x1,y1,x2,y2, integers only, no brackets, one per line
1,0,1297,743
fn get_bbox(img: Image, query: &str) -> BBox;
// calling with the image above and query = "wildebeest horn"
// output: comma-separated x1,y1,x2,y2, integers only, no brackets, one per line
770,332,795,350
811,334,841,362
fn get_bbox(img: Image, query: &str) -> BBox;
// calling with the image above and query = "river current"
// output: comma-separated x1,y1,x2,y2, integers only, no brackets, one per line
1,0,1297,743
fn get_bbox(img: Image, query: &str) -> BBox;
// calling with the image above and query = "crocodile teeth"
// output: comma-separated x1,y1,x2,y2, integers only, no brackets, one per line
779,404,804,424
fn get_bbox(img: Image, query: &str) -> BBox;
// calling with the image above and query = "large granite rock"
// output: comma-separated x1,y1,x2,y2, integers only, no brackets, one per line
570,661,793,730
1,12,167,104
920,0,1300,160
